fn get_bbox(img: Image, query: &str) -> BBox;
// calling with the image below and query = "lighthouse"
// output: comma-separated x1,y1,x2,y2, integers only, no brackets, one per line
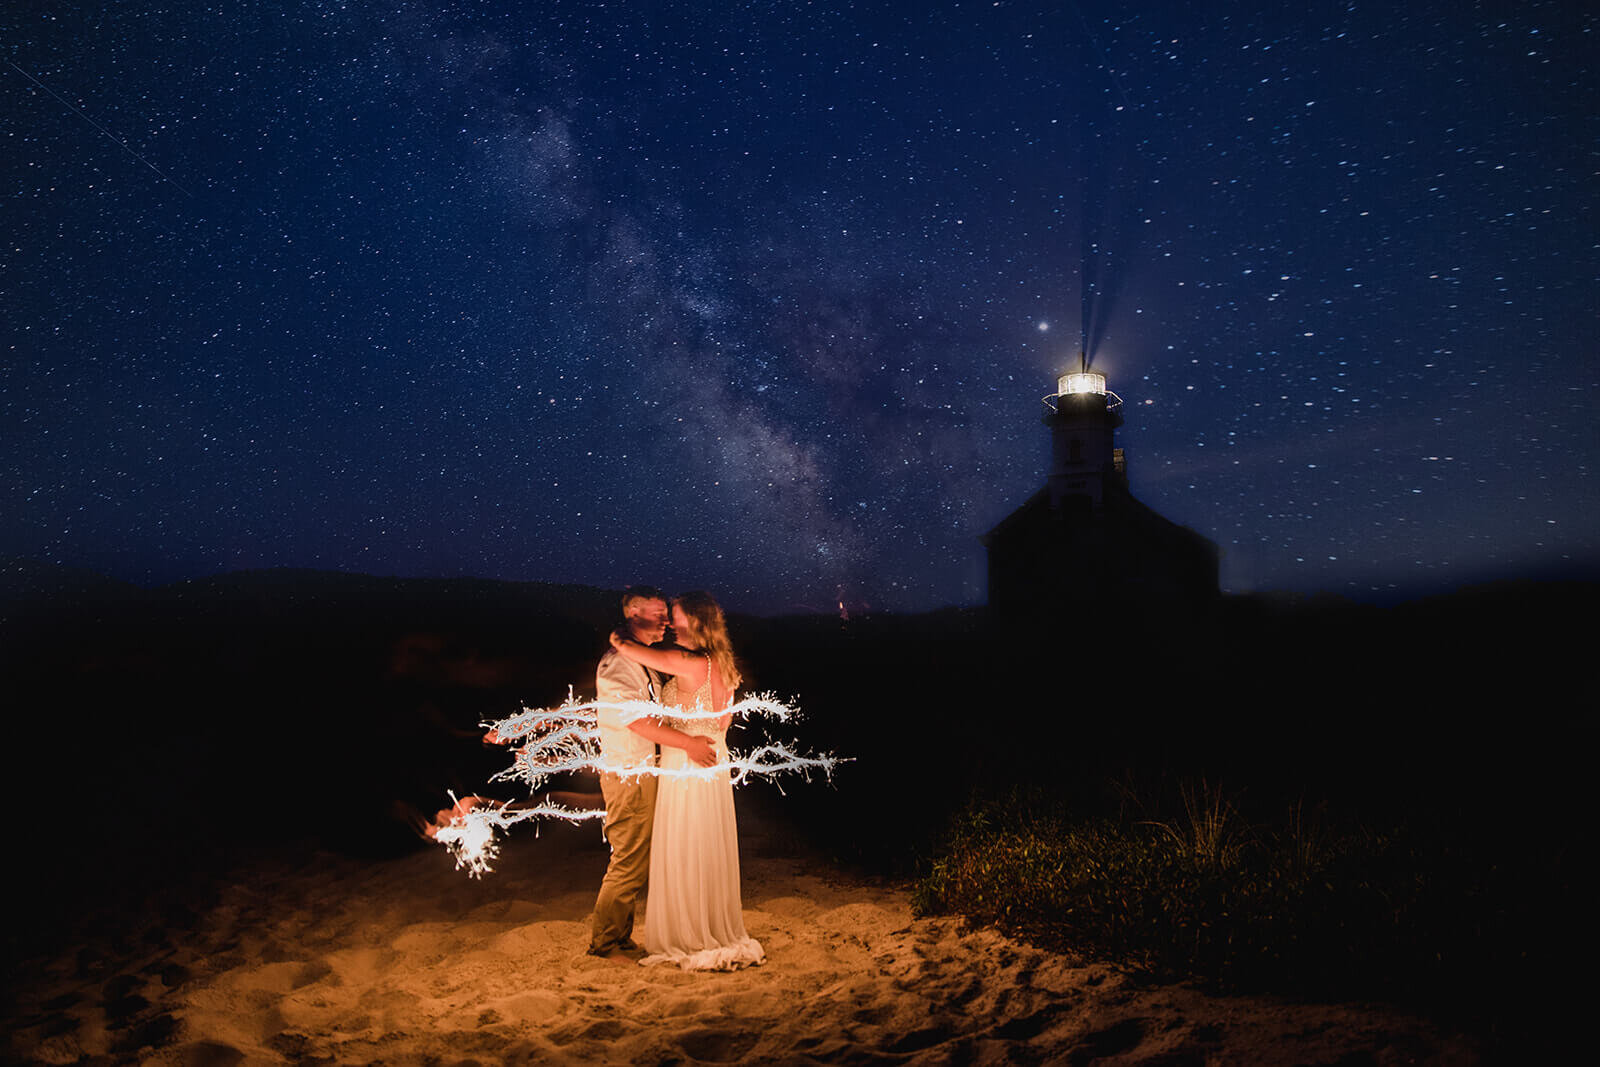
1044,369,1125,512
982,362,1218,621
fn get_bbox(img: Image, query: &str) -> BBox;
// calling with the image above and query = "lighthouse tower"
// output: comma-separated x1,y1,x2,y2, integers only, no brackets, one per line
982,361,1218,621
1045,369,1125,511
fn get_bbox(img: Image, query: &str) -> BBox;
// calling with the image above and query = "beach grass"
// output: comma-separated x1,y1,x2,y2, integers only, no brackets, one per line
911,782,1562,1042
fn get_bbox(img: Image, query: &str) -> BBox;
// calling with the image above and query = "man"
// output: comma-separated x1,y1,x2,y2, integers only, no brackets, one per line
589,586,718,959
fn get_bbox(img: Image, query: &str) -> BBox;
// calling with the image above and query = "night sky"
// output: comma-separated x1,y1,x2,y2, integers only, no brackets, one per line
5,1,1595,615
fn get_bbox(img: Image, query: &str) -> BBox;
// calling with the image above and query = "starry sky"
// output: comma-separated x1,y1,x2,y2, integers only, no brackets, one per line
5,1,1595,614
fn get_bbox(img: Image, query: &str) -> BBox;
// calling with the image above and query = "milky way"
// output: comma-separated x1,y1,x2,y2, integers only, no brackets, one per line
4,1,1594,612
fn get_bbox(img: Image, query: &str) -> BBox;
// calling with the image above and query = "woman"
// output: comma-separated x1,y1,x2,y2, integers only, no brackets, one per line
608,591,765,971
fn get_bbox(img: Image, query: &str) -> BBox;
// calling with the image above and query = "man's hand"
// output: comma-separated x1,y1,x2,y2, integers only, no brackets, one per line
684,735,718,768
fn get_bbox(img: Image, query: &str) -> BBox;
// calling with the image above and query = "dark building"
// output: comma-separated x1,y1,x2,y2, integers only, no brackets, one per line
983,369,1219,621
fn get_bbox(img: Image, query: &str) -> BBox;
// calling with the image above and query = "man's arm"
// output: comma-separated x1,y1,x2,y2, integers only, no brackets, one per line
609,632,708,689
625,717,717,768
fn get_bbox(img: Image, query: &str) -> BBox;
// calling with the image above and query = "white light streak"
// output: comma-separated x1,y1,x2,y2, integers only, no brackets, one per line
433,793,606,879
432,689,841,876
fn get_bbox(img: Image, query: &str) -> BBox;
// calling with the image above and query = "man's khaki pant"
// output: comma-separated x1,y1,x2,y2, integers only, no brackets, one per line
589,770,658,954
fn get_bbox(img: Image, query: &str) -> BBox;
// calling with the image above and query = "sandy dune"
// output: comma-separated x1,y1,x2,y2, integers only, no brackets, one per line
7,807,1478,1065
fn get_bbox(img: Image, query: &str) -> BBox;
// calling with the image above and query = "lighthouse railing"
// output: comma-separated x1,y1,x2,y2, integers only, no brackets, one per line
1042,390,1123,414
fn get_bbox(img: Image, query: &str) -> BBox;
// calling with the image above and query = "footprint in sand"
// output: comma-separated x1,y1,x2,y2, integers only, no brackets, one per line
947,976,989,1009
887,1024,957,1054
577,1019,632,1041
102,973,150,1024
291,959,334,989
993,1002,1073,1041
1066,1017,1148,1063
111,1014,180,1057
485,989,565,1025
677,1026,762,1062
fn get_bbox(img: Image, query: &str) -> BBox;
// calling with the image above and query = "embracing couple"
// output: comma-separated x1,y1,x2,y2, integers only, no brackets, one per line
588,586,764,972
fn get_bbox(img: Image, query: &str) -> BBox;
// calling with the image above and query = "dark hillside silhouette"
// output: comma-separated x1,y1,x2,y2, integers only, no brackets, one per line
4,563,1586,1027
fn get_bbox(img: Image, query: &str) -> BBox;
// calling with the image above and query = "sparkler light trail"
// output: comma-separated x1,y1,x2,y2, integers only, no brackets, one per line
433,690,842,876
431,793,606,878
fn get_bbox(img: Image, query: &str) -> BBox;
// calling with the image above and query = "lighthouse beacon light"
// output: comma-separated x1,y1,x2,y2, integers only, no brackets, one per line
1044,370,1122,413
1060,371,1105,396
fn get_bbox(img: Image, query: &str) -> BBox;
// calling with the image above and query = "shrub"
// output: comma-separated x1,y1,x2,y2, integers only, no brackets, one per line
911,786,1507,1009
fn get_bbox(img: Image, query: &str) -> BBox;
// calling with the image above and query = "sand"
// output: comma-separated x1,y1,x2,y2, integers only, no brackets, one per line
5,806,1478,1065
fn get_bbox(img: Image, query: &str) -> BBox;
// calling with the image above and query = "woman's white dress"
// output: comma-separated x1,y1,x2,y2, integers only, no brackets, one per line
641,672,765,971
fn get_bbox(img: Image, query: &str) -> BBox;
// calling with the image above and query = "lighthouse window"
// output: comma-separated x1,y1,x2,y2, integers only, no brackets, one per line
1069,439,1083,463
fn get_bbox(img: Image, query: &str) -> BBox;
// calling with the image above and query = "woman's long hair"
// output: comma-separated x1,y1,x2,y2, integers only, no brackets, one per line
673,590,742,691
